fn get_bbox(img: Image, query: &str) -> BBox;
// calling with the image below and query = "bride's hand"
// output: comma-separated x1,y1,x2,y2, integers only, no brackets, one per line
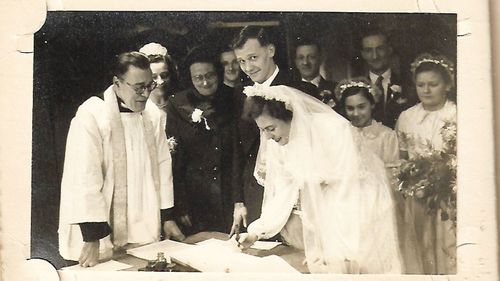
237,233,258,250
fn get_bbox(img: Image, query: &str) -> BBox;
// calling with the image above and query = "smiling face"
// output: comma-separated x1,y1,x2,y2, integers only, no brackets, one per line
361,34,392,75
190,62,219,97
220,50,240,84
255,112,291,146
234,38,276,83
113,65,154,112
149,61,170,107
415,70,450,110
344,92,375,128
295,45,321,81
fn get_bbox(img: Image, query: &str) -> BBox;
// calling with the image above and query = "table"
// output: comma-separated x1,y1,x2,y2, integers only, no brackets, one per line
115,231,309,273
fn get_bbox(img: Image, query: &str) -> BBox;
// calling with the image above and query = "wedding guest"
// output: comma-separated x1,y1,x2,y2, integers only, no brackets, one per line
337,77,399,166
395,53,457,274
229,26,318,235
58,51,184,267
294,37,338,110
237,85,402,274
139,42,180,112
338,78,424,273
219,46,242,90
356,28,411,128
166,46,240,235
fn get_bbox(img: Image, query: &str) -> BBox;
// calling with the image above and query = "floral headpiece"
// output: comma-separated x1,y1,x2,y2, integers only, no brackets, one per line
338,80,373,96
243,85,292,109
139,42,169,57
410,53,455,80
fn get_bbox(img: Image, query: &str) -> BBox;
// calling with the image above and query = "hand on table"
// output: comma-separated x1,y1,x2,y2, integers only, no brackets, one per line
79,241,99,267
163,220,186,241
235,232,258,250
229,202,247,237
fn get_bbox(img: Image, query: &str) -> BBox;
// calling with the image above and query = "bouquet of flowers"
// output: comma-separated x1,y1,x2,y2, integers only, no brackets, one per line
395,120,457,225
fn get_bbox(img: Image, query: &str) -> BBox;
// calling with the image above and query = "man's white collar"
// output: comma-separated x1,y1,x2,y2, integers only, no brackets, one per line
256,65,279,87
302,75,321,87
369,68,392,83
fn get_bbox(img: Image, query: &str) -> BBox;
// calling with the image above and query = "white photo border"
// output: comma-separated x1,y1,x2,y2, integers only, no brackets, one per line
0,0,497,280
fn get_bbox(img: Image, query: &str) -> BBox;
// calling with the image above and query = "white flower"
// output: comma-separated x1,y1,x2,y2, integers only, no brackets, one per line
166,137,178,152
191,108,203,123
191,108,211,130
390,84,402,93
396,97,408,104
243,85,291,109
139,42,168,57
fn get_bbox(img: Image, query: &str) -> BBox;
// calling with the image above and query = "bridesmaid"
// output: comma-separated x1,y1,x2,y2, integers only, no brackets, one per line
396,53,457,274
338,77,399,167
338,78,421,273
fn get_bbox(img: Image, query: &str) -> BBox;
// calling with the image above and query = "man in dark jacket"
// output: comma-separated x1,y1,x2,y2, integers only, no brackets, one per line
356,28,413,129
230,26,318,236
294,37,339,111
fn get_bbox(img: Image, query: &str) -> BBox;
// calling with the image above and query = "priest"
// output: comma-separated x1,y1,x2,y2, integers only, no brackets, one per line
58,51,184,267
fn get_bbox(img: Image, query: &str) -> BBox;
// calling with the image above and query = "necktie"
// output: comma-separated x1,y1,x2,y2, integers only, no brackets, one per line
375,75,385,113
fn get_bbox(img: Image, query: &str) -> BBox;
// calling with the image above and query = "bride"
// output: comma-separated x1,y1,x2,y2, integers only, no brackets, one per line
236,85,402,274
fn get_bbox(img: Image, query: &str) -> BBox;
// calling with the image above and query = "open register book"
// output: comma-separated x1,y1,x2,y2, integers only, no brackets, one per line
126,239,299,273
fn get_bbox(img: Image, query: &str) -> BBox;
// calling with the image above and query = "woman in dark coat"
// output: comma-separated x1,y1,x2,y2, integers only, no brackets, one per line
166,47,240,235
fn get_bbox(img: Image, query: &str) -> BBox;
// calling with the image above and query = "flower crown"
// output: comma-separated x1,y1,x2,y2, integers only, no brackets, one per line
139,42,169,57
410,54,455,79
243,85,292,109
337,80,373,96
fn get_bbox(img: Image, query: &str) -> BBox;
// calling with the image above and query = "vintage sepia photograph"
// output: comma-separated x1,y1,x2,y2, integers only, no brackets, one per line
0,1,498,281
30,10,459,275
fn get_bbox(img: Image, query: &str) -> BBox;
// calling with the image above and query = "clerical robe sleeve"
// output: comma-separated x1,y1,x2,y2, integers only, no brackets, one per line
156,110,174,210
59,105,108,225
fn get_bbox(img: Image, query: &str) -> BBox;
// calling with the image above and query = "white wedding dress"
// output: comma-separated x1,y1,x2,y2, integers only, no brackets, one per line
245,85,402,274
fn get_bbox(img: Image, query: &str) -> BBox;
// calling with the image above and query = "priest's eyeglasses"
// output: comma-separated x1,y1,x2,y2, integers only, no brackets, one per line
121,79,158,95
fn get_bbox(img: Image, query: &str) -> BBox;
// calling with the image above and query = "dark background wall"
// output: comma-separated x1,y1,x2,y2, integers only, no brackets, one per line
32,11,456,269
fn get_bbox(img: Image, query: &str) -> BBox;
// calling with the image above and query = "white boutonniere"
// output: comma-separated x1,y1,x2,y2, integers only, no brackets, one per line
390,84,402,93
191,108,211,130
319,90,331,98
166,137,178,153
396,97,408,104
389,84,407,104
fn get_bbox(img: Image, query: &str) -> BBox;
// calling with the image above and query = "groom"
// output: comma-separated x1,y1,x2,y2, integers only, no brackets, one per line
230,25,317,236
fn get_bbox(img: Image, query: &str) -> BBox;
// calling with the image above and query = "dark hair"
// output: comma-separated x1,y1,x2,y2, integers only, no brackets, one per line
231,26,272,49
181,45,222,87
112,51,150,77
338,86,375,117
146,53,180,92
242,96,293,122
294,36,321,55
359,27,391,48
219,44,235,56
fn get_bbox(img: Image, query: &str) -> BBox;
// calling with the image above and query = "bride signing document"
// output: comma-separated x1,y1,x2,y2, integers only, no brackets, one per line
236,85,402,274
